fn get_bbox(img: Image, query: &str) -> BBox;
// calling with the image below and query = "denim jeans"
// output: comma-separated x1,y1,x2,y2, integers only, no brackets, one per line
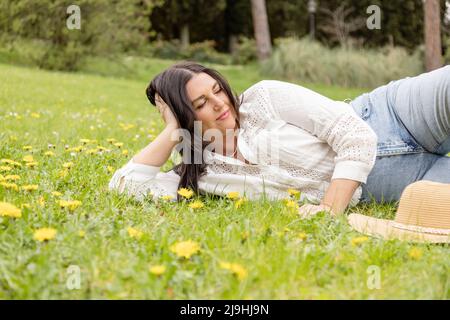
350,65,450,203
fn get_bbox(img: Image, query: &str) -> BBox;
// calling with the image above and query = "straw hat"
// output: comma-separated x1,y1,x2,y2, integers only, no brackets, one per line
348,180,450,243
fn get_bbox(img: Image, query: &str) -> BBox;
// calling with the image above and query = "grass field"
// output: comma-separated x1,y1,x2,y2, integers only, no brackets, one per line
0,62,448,299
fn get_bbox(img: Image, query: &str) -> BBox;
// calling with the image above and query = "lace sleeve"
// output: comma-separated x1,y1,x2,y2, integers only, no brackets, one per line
108,158,179,202
262,80,378,183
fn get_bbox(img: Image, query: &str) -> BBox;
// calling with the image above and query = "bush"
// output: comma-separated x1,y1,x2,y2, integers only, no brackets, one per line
150,39,231,65
230,36,258,65
262,37,424,88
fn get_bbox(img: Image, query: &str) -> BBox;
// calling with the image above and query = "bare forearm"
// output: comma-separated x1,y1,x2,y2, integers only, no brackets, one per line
132,124,180,167
321,179,360,215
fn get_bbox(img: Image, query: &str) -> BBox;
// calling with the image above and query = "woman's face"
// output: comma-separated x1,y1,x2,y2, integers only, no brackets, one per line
186,72,237,135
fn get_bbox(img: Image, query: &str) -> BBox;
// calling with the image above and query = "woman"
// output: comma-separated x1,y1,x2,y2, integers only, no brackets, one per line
108,61,450,217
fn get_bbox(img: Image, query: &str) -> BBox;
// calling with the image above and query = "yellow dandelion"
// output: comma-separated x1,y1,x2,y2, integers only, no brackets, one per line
1,159,22,167
31,112,41,118
4,175,20,181
59,200,82,211
51,191,62,197
351,236,369,246
85,148,98,155
21,184,39,191
235,197,248,209
33,228,57,242
113,142,124,148
0,182,18,191
122,149,129,156
107,166,115,173
0,166,12,172
177,188,194,199
170,240,200,259
160,195,174,201
287,188,301,197
25,162,38,168
80,139,90,145
219,262,248,281
22,155,34,163
227,191,240,200
408,247,423,260
21,203,31,209
44,151,55,157
63,162,74,169
297,232,308,241
127,227,144,239
149,265,166,276
22,146,33,151
58,169,69,178
38,196,46,207
0,174,4,181
188,200,204,209
78,230,86,238
0,202,22,218
284,199,299,210
106,138,117,144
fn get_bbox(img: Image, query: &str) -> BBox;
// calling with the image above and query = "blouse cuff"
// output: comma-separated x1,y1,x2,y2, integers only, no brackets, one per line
331,160,372,183
127,158,161,176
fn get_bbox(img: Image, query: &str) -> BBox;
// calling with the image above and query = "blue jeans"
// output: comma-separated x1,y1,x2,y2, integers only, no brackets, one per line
350,65,450,203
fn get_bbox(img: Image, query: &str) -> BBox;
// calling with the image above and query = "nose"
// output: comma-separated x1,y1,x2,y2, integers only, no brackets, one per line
211,95,225,111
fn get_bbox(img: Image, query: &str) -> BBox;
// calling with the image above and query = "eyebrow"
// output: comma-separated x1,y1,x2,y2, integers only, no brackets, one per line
192,82,219,104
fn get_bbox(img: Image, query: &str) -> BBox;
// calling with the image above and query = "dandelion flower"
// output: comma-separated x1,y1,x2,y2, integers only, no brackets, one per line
177,188,194,199
0,182,19,191
160,195,174,201
21,203,31,209
58,169,69,178
188,200,204,209
21,184,39,191
408,247,423,260
4,175,20,181
26,162,38,168
63,162,74,169
22,146,33,151
59,200,82,211
122,149,129,156
0,202,22,218
149,265,166,276
51,191,62,197
44,151,55,157
22,155,34,163
351,236,369,246
80,139,90,145
78,230,86,238
227,191,240,200
33,228,57,242
107,166,115,173
31,112,41,118
1,159,22,167
235,197,248,209
219,262,248,280
0,166,12,172
38,196,46,207
170,240,200,259
106,138,117,144
297,232,308,241
284,199,299,210
287,188,301,197
113,142,124,148
127,227,144,239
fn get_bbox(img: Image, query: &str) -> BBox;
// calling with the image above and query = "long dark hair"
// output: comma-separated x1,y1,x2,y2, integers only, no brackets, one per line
146,61,242,200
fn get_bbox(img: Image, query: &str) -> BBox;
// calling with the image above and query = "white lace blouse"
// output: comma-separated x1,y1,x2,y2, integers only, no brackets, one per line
108,80,378,206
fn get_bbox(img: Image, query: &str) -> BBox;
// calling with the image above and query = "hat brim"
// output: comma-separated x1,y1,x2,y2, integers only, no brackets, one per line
347,214,450,243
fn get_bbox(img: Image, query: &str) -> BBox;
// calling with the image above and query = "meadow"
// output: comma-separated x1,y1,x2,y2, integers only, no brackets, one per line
0,61,448,299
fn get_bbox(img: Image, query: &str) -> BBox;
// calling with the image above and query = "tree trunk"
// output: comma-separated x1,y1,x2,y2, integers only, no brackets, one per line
180,24,190,50
250,0,272,61
423,0,442,71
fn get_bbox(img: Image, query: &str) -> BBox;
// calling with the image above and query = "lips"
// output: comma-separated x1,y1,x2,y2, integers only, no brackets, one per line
216,110,229,121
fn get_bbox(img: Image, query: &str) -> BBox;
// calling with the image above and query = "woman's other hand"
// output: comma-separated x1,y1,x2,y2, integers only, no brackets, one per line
155,93,179,129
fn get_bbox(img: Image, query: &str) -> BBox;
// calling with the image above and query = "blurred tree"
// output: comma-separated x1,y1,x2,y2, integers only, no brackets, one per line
251,0,272,60
0,0,155,70
424,0,443,70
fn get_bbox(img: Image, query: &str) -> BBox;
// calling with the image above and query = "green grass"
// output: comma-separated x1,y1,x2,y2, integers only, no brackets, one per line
0,62,448,299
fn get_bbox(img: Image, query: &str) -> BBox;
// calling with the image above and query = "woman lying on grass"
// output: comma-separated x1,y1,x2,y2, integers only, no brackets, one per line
109,62,450,217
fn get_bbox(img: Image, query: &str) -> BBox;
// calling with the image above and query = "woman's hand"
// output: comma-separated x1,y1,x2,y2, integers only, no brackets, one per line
155,93,179,129
298,203,333,219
